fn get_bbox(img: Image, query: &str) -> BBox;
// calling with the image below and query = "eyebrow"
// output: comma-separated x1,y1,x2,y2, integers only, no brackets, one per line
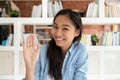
53,23,70,27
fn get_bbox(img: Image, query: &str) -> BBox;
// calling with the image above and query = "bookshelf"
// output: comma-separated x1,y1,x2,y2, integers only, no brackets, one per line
33,25,52,44
0,0,120,80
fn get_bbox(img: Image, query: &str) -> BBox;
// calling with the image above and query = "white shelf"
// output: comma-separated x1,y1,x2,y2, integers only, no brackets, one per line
1,18,120,25
1,46,120,51
0,46,15,51
0,75,25,80
104,74,120,79
0,75,15,79
87,46,120,51
0,18,53,25
1,0,120,80
82,18,120,25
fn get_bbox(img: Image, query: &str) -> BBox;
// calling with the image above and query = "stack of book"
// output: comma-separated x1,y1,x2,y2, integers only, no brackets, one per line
105,0,120,17
48,1,63,17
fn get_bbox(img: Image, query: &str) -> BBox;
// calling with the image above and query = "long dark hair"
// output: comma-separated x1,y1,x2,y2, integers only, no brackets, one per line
47,9,83,80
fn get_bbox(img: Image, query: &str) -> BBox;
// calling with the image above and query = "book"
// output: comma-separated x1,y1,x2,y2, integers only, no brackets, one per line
86,2,98,17
48,1,54,17
101,32,108,46
6,34,13,46
112,24,119,32
81,34,91,46
47,1,63,17
31,4,42,17
0,25,10,45
105,31,113,46
105,0,120,17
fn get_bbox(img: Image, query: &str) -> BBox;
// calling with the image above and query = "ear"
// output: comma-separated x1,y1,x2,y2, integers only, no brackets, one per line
75,30,80,37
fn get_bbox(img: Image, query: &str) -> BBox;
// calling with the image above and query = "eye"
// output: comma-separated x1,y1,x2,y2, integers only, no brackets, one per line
63,27,69,30
53,25,58,29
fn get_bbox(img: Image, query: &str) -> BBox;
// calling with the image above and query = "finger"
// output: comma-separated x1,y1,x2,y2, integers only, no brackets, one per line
36,43,40,53
27,34,30,47
29,34,33,47
22,41,25,48
31,34,34,47
22,34,27,48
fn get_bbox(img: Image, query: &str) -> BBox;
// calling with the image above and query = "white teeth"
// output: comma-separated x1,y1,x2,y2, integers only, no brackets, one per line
56,38,63,41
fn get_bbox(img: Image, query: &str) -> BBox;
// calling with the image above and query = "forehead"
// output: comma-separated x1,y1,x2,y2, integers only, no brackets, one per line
54,15,73,26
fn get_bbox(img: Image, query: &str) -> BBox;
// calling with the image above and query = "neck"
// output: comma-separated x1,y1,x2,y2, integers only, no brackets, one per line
61,43,72,56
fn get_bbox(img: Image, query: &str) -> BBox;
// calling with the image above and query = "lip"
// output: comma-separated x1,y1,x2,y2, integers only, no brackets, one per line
56,38,63,41
55,38,63,42
55,37,65,43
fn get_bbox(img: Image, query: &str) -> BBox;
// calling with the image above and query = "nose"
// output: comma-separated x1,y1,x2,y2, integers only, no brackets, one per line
55,29,62,36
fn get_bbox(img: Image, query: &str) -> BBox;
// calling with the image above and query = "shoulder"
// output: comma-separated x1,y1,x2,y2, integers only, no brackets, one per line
78,42,88,54
73,41,88,60
73,41,87,53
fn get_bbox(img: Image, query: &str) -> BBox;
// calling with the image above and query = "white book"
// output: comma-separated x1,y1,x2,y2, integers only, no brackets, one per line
112,32,117,46
48,1,54,17
89,2,95,17
31,5,37,17
32,5,42,17
36,4,42,17
105,0,120,6
119,32,120,45
116,32,119,45
92,3,98,17
81,34,85,44
105,6,109,17
108,6,113,17
86,34,91,46
105,32,113,46
81,34,91,46
101,32,108,46
35,6,39,17
111,5,117,17
87,2,94,17
31,5,35,17
116,7,120,17
59,1,63,10
86,2,92,17
6,34,13,46
53,1,60,16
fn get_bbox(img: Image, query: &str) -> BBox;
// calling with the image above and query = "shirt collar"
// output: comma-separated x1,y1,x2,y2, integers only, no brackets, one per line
67,41,80,55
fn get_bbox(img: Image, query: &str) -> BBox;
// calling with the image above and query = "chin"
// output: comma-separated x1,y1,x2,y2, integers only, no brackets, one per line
56,43,64,47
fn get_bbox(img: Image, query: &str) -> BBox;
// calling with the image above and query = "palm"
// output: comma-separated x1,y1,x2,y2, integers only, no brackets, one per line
23,34,40,68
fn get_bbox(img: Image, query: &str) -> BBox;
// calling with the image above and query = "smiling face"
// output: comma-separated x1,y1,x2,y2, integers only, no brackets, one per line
51,15,80,53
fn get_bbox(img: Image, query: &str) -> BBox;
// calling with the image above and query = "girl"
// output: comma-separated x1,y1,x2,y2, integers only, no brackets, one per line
23,9,88,80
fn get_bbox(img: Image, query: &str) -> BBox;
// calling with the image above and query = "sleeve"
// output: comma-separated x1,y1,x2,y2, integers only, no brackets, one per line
34,45,47,80
34,51,41,80
73,45,88,80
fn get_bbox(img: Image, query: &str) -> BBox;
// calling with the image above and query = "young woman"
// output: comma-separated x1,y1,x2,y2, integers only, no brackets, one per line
23,9,88,80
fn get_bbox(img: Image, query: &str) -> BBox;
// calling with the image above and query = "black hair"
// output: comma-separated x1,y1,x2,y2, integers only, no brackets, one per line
47,9,83,80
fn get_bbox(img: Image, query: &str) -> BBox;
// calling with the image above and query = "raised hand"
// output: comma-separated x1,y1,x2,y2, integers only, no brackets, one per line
23,34,40,69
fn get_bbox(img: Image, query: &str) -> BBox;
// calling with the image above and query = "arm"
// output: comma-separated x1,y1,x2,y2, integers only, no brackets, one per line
25,64,35,80
73,46,88,80
23,34,40,80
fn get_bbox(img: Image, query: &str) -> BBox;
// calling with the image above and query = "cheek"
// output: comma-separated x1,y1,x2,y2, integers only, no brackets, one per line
70,33,77,40
50,29,55,36
66,33,75,39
